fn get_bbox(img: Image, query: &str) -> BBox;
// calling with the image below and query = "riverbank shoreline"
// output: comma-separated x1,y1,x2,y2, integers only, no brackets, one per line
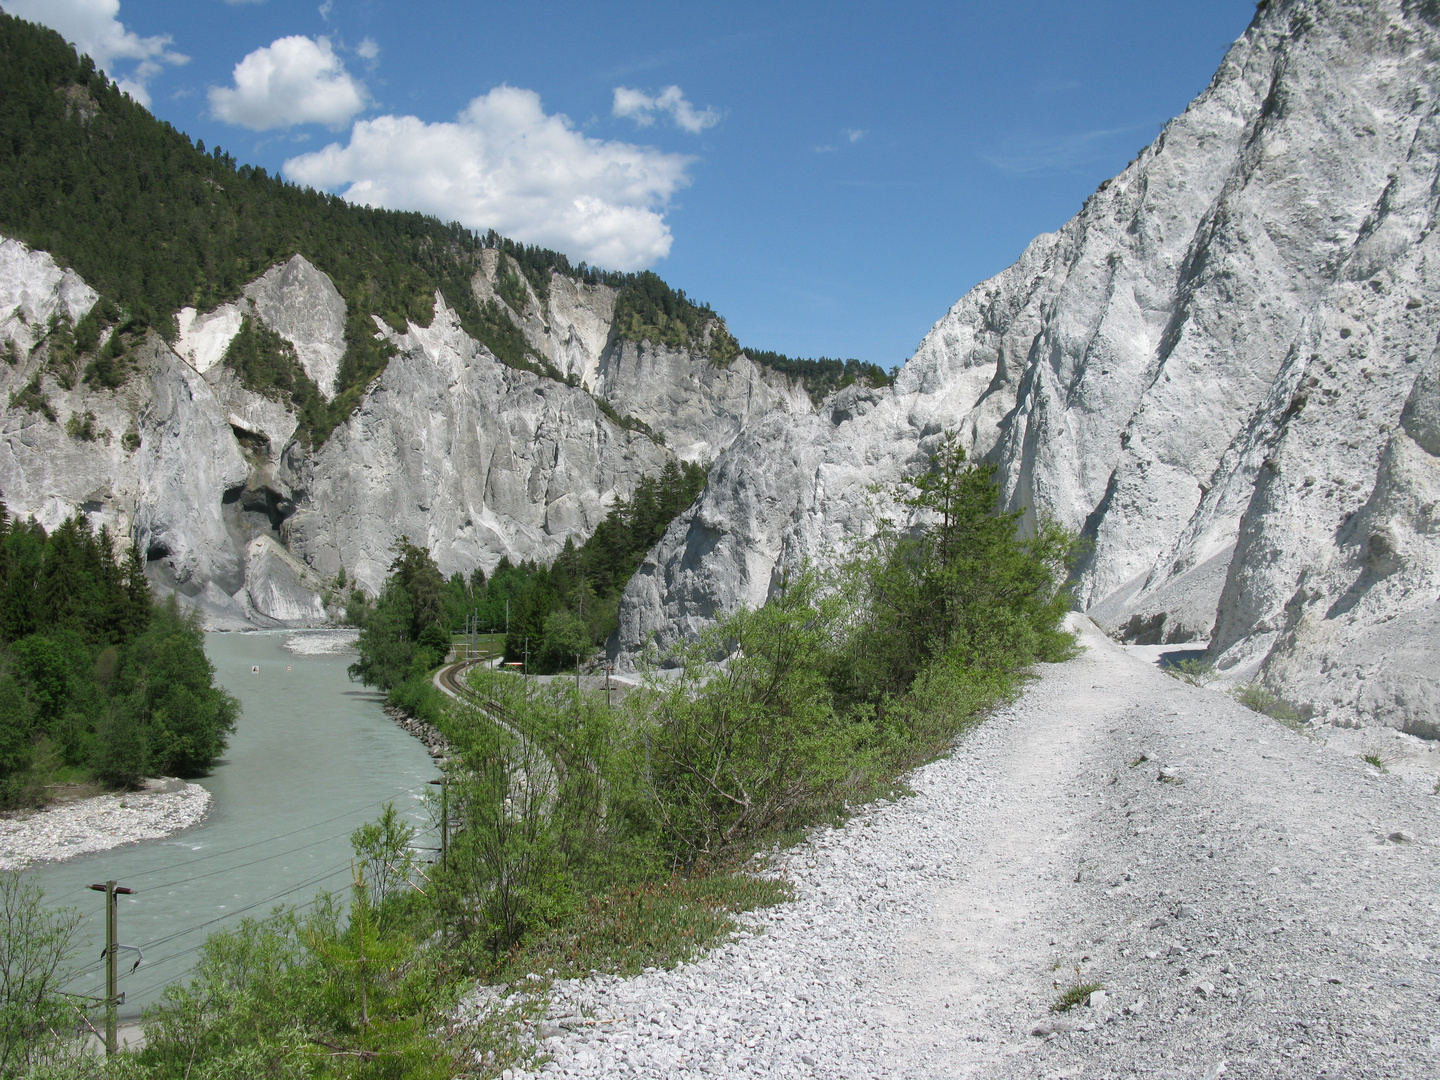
0,779,212,871
385,704,450,762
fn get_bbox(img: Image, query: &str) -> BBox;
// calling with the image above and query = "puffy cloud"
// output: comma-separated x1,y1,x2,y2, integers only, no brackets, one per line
356,37,379,60
7,0,187,107
209,35,365,131
612,85,718,135
284,85,693,270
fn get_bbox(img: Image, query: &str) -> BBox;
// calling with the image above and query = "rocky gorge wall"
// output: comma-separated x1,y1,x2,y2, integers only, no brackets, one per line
613,0,1440,736
0,242,805,628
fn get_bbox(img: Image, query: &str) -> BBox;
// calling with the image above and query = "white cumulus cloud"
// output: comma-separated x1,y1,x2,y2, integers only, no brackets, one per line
6,0,187,107
283,85,693,270
209,35,365,131
612,85,718,135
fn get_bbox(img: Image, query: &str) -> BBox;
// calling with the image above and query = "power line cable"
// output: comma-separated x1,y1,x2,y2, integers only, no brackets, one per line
137,821,387,893
70,859,354,1002
136,858,356,953
39,781,430,907
93,880,348,1004
120,782,431,884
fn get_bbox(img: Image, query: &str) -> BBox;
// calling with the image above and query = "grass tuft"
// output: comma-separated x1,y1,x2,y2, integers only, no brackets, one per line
1050,981,1103,1013
1233,682,1305,725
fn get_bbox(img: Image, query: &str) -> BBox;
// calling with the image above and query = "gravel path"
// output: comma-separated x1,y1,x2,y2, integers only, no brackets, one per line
515,617,1440,1079
0,779,211,871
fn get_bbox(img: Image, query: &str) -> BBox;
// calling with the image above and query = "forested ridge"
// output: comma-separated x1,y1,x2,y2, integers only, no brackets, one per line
0,505,238,807
0,11,886,456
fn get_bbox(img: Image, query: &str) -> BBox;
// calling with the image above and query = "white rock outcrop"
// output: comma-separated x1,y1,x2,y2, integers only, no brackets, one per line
467,252,809,463
175,304,245,375
0,238,806,626
244,254,347,400
280,293,671,596
615,0,1440,734
0,238,96,354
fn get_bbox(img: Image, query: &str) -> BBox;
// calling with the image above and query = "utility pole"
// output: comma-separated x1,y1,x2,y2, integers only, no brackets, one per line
427,779,449,870
88,880,134,1056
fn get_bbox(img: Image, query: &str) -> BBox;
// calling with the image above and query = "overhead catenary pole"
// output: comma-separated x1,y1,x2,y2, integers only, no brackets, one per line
427,779,449,870
88,880,134,1056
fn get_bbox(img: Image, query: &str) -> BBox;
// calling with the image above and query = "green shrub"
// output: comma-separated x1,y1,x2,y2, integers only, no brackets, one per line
1233,682,1303,723
638,572,866,869
8,375,55,422
1164,657,1216,686
0,871,82,1077
64,410,98,441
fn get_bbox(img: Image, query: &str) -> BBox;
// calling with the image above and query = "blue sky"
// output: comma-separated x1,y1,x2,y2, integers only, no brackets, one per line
11,0,1258,367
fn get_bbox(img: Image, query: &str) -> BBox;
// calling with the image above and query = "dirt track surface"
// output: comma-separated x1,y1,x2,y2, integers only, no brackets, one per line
522,619,1440,1079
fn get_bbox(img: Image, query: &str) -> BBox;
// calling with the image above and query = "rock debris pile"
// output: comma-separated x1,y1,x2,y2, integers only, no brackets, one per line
385,705,450,762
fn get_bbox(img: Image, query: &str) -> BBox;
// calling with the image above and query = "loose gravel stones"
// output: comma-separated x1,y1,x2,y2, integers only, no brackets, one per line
386,704,450,760
502,619,1440,1078
0,778,211,871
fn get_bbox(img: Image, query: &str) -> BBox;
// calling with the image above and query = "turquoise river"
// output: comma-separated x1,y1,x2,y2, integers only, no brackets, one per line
30,630,440,1022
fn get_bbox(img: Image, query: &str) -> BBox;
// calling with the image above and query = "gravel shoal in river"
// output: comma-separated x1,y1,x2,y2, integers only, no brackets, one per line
491,617,1440,1079
0,779,211,871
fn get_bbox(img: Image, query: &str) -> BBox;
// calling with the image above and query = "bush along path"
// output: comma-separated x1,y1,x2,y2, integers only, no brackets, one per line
519,618,1440,1079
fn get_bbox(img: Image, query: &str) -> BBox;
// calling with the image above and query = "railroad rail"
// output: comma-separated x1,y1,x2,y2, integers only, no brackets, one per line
432,661,564,789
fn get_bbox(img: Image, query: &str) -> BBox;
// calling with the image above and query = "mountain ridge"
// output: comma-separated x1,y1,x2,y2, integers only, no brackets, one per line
613,0,1440,735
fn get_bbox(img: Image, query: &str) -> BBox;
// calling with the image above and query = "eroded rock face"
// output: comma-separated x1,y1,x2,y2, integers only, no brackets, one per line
615,0,1440,733
0,239,806,627
281,294,671,597
467,252,809,463
173,254,347,399
244,255,348,400
592,341,811,465
0,239,97,354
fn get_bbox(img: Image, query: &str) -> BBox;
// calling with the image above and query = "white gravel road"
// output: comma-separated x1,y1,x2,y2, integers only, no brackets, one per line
514,617,1440,1079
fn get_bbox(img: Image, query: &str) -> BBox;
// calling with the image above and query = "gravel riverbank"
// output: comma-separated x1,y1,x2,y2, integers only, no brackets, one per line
0,779,211,872
507,617,1440,1079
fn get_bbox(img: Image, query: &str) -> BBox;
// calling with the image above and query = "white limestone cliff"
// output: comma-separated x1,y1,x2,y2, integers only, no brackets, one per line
0,238,805,627
615,0,1440,734
280,293,670,597
173,254,346,399
467,251,809,463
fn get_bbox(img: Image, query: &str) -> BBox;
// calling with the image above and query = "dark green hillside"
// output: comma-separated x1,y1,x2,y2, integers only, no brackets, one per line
0,11,889,447
0,12,608,444
742,348,894,403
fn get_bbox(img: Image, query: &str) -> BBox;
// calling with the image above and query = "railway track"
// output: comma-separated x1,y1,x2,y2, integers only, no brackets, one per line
432,661,564,788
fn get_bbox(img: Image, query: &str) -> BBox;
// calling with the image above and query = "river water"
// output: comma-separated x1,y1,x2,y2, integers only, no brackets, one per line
31,630,439,1020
